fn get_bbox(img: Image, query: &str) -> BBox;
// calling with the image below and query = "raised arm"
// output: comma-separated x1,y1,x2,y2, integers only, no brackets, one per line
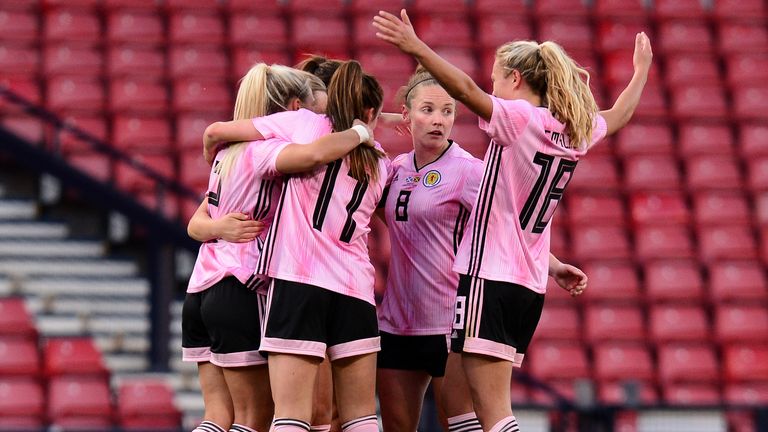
203,119,265,165
373,10,493,121
187,198,264,243
274,120,375,174
599,32,653,136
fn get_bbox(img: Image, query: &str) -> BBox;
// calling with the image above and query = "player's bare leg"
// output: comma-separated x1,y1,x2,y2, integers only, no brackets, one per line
269,353,322,426
441,353,480,431
376,368,431,432
311,356,334,432
222,364,274,432
461,353,514,431
197,362,234,430
331,353,378,431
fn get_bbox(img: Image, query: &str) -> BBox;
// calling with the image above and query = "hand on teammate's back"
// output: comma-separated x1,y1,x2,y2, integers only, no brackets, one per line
353,118,376,147
215,213,264,243
373,9,423,55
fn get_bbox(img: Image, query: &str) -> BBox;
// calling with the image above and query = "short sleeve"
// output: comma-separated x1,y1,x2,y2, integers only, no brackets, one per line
251,109,326,143
477,96,534,147
459,158,484,209
585,113,609,151
247,138,291,178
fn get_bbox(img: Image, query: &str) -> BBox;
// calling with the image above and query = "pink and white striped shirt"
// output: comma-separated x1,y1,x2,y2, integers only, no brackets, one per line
252,109,390,305
378,142,483,336
187,138,288,294
453,96,608,294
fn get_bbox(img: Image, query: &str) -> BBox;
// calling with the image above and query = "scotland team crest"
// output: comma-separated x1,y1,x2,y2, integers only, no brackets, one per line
423,170,441,187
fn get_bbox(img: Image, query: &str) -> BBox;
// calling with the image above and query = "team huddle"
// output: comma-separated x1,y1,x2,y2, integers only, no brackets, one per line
181,10,653,432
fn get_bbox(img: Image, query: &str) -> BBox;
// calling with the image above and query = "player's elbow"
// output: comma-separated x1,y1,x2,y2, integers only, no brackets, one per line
204,122,225,147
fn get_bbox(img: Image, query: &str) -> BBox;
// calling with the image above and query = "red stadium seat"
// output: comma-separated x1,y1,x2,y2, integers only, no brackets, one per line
228,0,283,11
581,261,641,302
534,305,580,341
649,305,708,342
598,381,658,405
726,54,768,87
678,122,735,157
137,191,180,220
738,123,768,157
725,382,768,405
228,14,288,48
716,305,768,343
115,153,175,191
46,77,105,112
179,152,212,191
43,337,108,377
48,375,112,425
698,226,758,261
415,15,472,48
709,260,767,302
292,15,349,52
109,78,168,114
377,75,411,112
0,378,45,429
693,192,750,226
657,20,713,53
352,14,390,49
473,0,528,14
231,47,292,80
0,43,39,76
285,0,346,13
718,22,768,55
597,20,652,53
685,155,742,191
176,111,229,150
532,0,589,17
747,157,768,191
374,126,412,157
658,344,718,383
593,343,654,381
476,15,532,49
529,379,578,407
713,0,766,20
572,225,632,260
0,338,40,376
1,116,44,144
615,122,673,156
107,46,165,77
67,153,112,182
665,54,720,87
629,192,689,226
662,383,721,405
103,0,161,8
0,78,42,115
566,194,625,226
653,0,708,20
670,85,728,119
169,11,224,44
624,155,681,191
358,49,415,80
584,305,644,343
537,18,594,52
172,79,231,112
724,345,768,381
112,115,172,152
106,9,164,44
644,260,705,302
733,86,768,121
0,9,38,42
610,83,667,119
569,155,621,192
0,297,36,341
593,0,647,18
635,225,695,261
57,114,108,154
169,46,228,78
528,342,589,380
44,8,100,42
450,125,489,159
117,380,181,430
756,193,768,227
43,45,102,77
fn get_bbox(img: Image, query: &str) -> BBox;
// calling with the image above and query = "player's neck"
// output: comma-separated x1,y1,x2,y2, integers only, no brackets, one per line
414,140,450,171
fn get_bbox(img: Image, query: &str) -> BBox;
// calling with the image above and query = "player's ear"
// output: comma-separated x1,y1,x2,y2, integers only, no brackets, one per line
288,97,302,111
402,105,409,122
364,107,375,124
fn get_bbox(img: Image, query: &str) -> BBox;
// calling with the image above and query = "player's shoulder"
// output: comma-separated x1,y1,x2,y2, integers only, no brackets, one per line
390,152,412,170
447,141,484,169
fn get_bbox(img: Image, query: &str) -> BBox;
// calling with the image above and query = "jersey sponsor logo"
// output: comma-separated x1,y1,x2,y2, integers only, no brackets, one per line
423,170,441,187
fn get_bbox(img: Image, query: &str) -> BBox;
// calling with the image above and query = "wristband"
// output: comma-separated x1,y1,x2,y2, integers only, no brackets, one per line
351,124,370,144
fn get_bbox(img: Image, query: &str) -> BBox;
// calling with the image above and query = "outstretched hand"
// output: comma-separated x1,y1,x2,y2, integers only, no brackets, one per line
633,32,653,75
551,263,588,298
378,112,411,137
373,9,423,55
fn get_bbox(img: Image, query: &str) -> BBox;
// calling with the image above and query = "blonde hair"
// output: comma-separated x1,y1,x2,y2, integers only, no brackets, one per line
326,60,385,183
496,40,598,148
397,65,452,109
217,64,315,178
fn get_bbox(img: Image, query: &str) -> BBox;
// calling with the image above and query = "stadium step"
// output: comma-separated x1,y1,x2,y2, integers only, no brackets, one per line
104,353,150,373
26,296,150,316
19,277,149,298
0,239,104,258
0,221,69,239
0,258,137,277
0,200,37,219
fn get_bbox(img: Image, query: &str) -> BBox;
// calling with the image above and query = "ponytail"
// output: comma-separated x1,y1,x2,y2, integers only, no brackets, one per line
496,40,598,148
326,60,385,183
538,42,597,148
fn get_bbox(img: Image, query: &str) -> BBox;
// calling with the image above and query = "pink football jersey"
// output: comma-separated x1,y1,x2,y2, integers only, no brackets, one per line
453,96,608,294
378,142,484,336
187,138,289,294
251,109,390,305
